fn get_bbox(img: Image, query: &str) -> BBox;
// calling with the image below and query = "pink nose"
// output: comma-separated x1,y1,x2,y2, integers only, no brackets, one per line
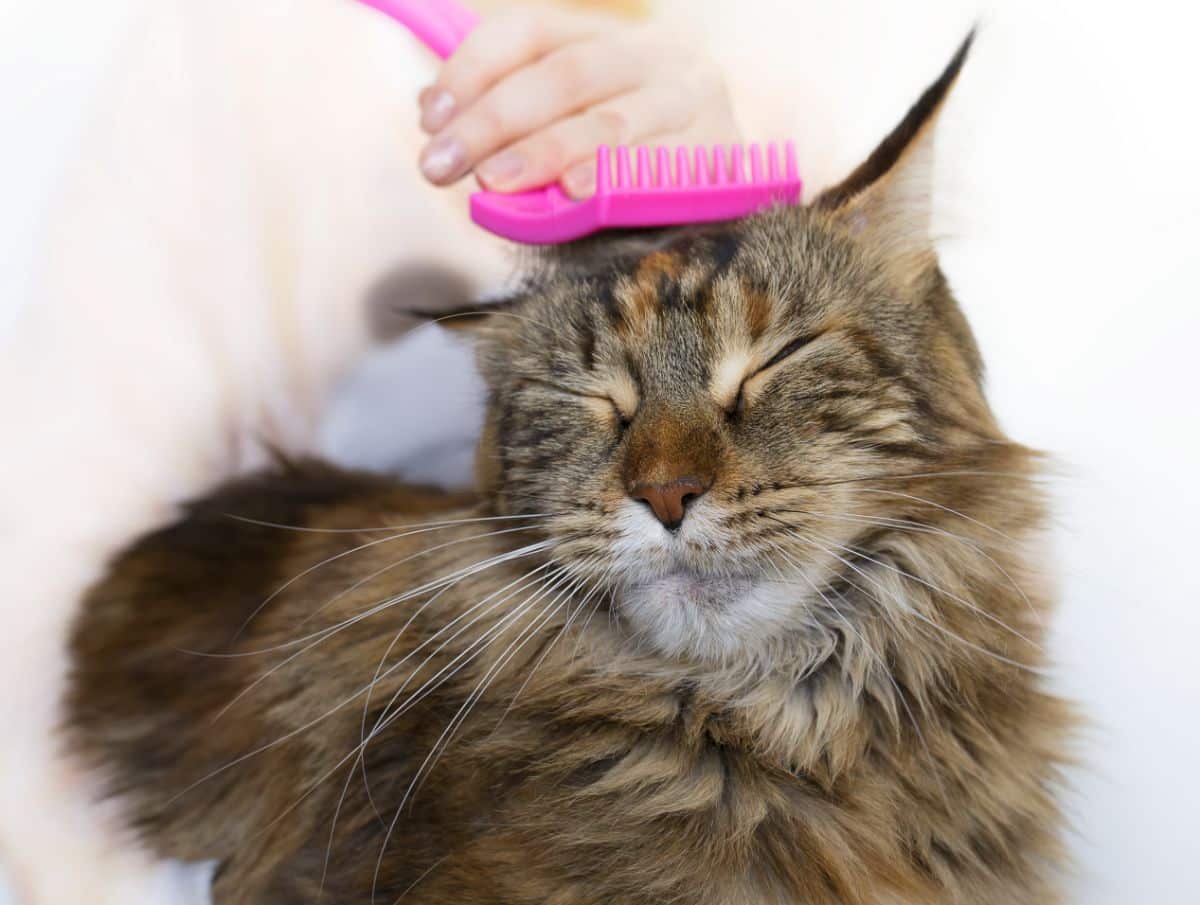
630,476,708,531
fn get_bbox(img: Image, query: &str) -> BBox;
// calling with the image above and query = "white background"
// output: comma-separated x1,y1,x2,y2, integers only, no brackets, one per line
2,0,1198,902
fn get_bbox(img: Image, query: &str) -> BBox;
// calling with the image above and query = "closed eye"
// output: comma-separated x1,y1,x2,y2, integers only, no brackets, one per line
519,377,632,427
727,332,820,418
759,332,819,374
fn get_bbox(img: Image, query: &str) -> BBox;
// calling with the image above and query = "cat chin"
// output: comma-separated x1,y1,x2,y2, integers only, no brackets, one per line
616,572,801,663
602,499,809,661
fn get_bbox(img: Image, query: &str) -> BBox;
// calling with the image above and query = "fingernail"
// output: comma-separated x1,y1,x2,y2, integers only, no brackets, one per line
420,136,466,183
420,88,456,132
562,165,596,199
477,150,525,188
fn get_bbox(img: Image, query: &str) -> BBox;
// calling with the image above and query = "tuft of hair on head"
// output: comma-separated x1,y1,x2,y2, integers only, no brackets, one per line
363,262,481,341
815,30,976,287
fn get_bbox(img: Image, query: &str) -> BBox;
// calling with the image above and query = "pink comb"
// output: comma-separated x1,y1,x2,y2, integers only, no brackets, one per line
357,0,803,243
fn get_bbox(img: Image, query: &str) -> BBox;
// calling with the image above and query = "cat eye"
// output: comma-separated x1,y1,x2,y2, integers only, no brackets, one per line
761,333,818,372
519,377,631,429
726,332,818,419
607,397,632,429
580,391,631,427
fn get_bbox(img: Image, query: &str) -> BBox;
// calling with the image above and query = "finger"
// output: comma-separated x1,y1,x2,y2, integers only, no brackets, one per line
419,8,604,134
478,82,701,196
475,105,630,194
421,38,644,186
556,65,743,197
559,111,742,200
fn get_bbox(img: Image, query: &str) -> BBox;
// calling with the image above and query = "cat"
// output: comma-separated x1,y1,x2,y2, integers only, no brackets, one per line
66,33,1073,904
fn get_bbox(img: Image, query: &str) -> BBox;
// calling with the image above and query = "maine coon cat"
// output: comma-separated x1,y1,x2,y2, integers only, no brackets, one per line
67,35,1073,904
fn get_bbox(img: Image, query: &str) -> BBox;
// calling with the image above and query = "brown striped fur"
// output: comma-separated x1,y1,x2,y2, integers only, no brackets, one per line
67,34,1074,904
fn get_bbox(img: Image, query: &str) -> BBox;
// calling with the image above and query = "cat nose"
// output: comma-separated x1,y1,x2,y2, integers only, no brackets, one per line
630,476,708,532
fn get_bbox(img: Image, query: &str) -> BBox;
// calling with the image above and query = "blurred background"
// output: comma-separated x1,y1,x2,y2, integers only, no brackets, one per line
2,0,1197,902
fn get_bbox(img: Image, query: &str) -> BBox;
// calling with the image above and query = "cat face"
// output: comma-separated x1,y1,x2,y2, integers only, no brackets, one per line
469,36,999,662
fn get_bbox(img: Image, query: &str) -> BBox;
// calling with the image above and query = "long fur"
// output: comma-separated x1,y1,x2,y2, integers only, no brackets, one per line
66,37,1074,904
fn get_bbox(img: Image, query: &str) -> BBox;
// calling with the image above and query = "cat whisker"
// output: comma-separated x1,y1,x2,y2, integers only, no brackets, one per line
795,523,1041,650
762,468,1042,492
772,507,1043,630
391,853,452,903
371,569,585,902
208,540,552,722
323,570,579,898
353,560,561,831
166,546,553,805
224,511,559,535
767,522,1044,675
570,567,616,662
761,541,951,811
296,522,551,629
427,306,561,336
488,560,611,736
230,515,549,642
413,567,593,787
364,566,570,742
350,563,565,826
837,487,1016,542
319,570,566,896
251,567,569,871
354,563,550,831
192,535,552,662
325,569,575,841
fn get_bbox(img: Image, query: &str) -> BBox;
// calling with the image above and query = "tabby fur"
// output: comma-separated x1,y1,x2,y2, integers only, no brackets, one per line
67,34,1074,904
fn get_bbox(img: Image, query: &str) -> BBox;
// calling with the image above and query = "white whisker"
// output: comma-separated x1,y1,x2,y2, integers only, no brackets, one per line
799,524,1040,650
236,566,567,868
168,545,552,804
231,517,545,641
763,541,950,810
773,506,1043,630
773,525,1043,675
489,560,609,736
208,540,552,721
225,511,557,535
371,569,583,902
842,487,1016,542
296,523,548,629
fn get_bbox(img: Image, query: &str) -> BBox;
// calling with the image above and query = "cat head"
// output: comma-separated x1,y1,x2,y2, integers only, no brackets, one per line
455,34,1027,664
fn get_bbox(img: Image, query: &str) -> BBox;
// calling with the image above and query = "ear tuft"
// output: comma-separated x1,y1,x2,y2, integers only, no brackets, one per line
413,294,525,336
816,30,975,280
365,263,484,340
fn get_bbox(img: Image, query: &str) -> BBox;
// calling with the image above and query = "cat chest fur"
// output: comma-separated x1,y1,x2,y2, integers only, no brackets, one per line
371,655,935,905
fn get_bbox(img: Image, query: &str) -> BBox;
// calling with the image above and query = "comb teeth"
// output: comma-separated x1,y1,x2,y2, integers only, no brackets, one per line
676,146,690,187
595,142,797,197
657,145,672,186
713,145,728,185
474,141,800,243
596,145,611,194
636,146,652,188
615,146,632,188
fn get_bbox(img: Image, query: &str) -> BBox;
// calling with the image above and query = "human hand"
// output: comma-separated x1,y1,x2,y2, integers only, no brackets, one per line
416,6,741,199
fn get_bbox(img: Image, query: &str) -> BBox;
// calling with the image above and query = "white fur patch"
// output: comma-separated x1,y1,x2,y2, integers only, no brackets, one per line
709,349,754,411
607,500,819,662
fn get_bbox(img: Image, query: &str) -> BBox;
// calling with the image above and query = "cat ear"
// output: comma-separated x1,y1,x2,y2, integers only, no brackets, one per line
412,293,525,337
815,31,974,281
364,263,479,341
363,262,525,338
